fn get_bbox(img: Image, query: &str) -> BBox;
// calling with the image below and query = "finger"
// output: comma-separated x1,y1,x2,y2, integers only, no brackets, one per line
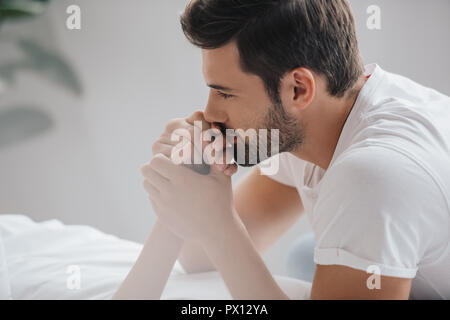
143,179,160,197
170,138,204,169
141,163,171,190
222,143,236,165
161,132,204,167
203,126,223,145
202,127,227,165
165,118,192,134
170,139,193,164
186,112,214,158
164,126,204,161
162,120,196,152
152,141,175,158
150,153,180,180
209,145,237,178
162,127,195,146
209,141,235,166
223,163,238,176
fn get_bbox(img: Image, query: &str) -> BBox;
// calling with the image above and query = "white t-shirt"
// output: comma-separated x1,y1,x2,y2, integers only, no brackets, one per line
259,64,450,300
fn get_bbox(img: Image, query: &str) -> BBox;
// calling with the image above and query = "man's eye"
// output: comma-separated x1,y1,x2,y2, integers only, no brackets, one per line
216,91,234,100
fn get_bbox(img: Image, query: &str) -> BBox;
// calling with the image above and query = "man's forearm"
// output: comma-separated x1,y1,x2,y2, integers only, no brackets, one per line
113,220,183,300
201,212,289,300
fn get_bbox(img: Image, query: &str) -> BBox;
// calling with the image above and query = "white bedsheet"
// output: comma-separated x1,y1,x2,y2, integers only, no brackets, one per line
0,230,12,299
0,214,311,300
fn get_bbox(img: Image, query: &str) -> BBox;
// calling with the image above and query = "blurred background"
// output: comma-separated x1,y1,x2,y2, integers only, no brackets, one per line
0,0,449,276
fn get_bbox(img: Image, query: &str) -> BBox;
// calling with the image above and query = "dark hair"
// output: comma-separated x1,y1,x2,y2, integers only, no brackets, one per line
181,0,364,102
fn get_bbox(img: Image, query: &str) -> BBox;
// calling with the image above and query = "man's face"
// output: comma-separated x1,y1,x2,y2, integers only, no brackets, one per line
201,42,304,167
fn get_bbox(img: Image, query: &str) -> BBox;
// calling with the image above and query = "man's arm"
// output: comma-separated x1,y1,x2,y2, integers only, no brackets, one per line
200,210,291,300
178,166,304,273
310,265,412,300
114,166,303,299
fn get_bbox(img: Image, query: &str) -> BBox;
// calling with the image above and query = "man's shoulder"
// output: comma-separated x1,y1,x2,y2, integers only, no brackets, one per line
322,145,433,197
312,145,446,246
331,145,414,174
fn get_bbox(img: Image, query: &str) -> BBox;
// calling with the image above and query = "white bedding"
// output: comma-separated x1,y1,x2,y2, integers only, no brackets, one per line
0,214,311,300
0,230,11,299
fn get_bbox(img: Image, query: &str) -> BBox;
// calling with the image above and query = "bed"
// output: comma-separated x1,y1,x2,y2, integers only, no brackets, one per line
0,214,311,300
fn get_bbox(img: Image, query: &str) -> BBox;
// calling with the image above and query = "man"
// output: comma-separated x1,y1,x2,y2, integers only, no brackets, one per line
114,0,450,300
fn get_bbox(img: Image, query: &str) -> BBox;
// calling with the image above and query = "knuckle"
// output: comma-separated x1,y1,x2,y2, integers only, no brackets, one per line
165,118,183,132
149,156,159,167
150,153,165,167
192,110,204,119
186,110,204,124
165,119,176,129
152,140,160,154
142,179,151,191
141,164,149,175
174,127,192,140
188,127,195,139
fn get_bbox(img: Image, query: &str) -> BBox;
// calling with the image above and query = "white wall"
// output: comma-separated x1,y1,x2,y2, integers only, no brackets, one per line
0,0,448,276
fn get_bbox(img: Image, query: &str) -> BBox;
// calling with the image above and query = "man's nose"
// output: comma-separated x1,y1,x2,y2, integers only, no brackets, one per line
203,101,228,126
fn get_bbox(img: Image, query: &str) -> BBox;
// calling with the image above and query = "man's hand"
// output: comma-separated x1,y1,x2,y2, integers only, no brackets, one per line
142,152,238,242
150,110,237,176
136,111,292,300
142,110,239,242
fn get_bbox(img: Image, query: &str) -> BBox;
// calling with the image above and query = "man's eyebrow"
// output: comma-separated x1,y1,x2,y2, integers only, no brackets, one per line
207,84,235,92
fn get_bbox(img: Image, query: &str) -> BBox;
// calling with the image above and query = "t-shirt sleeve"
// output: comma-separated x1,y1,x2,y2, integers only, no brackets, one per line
258,153,298,187
312,146,445,279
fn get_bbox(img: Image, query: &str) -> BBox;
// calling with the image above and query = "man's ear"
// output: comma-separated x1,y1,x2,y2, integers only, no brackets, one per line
280,67,316,114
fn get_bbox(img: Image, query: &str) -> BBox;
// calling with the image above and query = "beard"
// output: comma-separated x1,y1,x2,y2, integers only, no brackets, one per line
231,101,305,167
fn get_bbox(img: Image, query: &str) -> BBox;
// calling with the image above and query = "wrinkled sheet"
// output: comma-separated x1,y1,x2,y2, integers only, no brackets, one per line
0,214,311,300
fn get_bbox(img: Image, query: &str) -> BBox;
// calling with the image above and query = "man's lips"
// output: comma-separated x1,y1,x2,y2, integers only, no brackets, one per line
212,122,238,145
212,122,227,135
209,122,264,167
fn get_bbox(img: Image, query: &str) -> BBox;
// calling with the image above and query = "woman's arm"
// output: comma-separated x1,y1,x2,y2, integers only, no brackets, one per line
112,219,183,300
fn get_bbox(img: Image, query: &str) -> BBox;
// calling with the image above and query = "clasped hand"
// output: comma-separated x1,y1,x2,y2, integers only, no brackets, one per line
141,111,239,243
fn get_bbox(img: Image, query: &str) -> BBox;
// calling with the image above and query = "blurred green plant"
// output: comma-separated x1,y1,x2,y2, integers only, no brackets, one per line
0,39,83,95
0,0,50,23
0,0,82,95
0,0,82,149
